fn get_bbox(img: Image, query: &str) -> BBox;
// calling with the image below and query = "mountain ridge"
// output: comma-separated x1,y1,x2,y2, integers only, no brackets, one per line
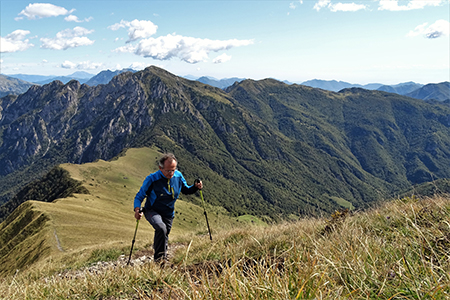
84,69,136,86
196,76,245,89
0,75,36,97
1,66,450,221
0,146,248,275
300,79,384,92
406,81,450,102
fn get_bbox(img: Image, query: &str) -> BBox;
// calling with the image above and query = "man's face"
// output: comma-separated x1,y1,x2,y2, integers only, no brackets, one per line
160,159,177,179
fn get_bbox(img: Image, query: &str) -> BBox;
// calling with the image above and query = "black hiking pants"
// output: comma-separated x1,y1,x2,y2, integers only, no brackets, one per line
144,209,174,262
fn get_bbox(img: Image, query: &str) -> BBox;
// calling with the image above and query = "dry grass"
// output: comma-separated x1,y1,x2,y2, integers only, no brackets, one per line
1,194,450,299
0,147,256,277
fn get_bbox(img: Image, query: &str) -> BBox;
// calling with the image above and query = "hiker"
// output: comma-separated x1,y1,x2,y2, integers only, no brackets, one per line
133,153,202,263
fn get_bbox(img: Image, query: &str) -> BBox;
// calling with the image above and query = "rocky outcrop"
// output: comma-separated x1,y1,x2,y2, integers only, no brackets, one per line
2,65,450,222
0,68,191,176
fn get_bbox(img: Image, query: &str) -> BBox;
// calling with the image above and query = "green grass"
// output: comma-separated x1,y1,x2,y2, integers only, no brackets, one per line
236,214,267,226
86,248,124,265
1,194,449,299
0,147,250,276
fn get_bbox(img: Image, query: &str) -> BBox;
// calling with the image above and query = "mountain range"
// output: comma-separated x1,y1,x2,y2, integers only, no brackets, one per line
1,66,450,223
196,76,245,89
377,81,424,95
6,71,94,85
3,70,449,103
84,68,135,86
0,75,36,98
300,79,384,91
406,81,450,102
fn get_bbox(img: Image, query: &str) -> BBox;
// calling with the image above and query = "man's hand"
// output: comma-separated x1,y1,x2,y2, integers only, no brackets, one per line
194,179,203,190
134,207,143,220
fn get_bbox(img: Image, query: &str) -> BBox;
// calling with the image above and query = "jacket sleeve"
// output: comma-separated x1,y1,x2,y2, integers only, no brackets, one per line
180,173,198,195
134,174,154,210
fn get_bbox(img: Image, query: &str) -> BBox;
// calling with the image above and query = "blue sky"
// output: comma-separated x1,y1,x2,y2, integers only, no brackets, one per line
1,0,449,84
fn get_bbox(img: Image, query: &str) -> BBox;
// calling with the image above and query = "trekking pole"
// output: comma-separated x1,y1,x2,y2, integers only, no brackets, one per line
127,208,143,266
195,178,212,241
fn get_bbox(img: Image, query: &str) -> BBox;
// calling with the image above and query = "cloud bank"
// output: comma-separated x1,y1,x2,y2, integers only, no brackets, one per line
0,30,34,53
378,0,447,11
16,3,74,20
61,60,103,70
314,0,367,11
40,26,94,50
313,0,447,12
64,15,93,23
408,20,450,38
213,53,232,64
109,19,158,43
114,33,253,64
110,19,253,64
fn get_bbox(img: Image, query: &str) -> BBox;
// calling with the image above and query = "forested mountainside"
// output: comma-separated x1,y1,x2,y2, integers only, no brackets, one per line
1,66,450,220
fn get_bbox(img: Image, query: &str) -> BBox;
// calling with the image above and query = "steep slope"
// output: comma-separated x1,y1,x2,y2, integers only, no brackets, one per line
0,74,36,97
406,81,450,102
226,80,450,194
0,167,89,222
1,66,450,221
0,147,245,275
84,69,135,86
0,201,53,275
377,82,423,95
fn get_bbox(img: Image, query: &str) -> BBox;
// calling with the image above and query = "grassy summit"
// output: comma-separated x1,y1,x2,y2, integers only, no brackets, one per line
0,147,255,276
1,193,449,299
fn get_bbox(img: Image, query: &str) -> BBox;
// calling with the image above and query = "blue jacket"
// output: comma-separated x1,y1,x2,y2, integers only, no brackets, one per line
134,170,197,218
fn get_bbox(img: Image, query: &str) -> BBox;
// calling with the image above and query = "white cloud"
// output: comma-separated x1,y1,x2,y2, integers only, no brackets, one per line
378,0,447,11
16,3,74,20
129,62,148,70
61,60,77,69
114,34,253,64
314,0,330,11
213,53,232,64
114,44,136,53
314,0,366,12
64,15,93,23
407,20,450,38
77,61,103,70
40,26,94,50
0,30,34,53
57,27,94,38
61,60,103,70
290,0,304,9
64,15,81,22
329,2,367,12
109,19,158,43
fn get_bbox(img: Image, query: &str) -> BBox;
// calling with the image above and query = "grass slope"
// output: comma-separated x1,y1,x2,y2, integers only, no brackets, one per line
1,194,449,299
0,147,257,276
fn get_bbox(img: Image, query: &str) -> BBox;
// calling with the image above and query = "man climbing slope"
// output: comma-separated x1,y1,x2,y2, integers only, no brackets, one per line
133,153,202,264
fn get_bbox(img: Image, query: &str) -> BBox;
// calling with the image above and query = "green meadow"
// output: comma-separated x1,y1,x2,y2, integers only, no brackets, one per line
1,147,450,299
0,147,261,276
1,193,450,299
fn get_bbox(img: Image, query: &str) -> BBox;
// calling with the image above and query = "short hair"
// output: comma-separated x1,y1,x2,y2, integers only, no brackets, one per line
159,153,177,168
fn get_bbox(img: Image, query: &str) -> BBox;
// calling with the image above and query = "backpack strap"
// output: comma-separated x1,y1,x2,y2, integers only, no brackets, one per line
144,181,155,210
